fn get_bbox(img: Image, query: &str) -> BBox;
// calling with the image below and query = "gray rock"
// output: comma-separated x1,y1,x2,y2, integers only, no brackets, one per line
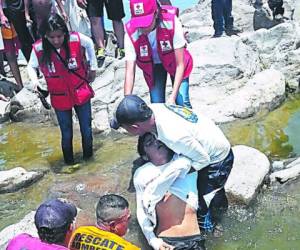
0,167,44,194
0,211,37,249
270,157,300,183
225,145,271,205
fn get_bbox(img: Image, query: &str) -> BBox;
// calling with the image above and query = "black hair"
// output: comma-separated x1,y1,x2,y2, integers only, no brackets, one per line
37,224,70,244
39,13,70,66
96,194,129,222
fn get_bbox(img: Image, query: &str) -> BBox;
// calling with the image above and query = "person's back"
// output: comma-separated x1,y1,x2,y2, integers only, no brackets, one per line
7,233,68,250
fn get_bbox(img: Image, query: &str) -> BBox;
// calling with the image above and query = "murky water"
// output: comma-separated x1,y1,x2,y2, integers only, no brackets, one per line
1,94,300,249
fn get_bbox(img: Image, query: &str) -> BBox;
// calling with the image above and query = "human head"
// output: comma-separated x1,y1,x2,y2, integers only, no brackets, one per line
129,0,158,30
39,14,70,64
137,132,174,166
110,95,154,136
96,194,130,237
34,198,77,245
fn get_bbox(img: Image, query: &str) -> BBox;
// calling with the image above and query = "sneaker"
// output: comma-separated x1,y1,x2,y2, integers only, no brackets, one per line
96,48,106,67
117,48,125,60
212,32,224,38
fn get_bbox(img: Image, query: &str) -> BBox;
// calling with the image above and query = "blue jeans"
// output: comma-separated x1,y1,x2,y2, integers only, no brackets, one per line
211,0,234,35
55,100,93,164
149,64,192,109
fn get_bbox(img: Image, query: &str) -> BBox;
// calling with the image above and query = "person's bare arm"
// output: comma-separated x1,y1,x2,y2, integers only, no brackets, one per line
0,0,9,28
55,0,68,22
124,60,136,95
24,0,32,24
76,0,87,9
167,47,185,104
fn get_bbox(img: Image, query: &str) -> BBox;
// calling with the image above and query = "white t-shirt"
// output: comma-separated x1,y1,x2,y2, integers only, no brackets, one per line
124,16,186,64
134,154,198,250
150,104,231,171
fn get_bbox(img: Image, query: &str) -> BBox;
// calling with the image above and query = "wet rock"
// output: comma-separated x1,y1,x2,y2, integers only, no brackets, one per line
0,211,37,249
270,157,300,183
225,145,271,205
0,167,45,194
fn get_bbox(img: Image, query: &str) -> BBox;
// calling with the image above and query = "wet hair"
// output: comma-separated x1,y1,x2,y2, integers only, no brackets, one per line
39,14,70,66
96,194,129,222
37,224,70,244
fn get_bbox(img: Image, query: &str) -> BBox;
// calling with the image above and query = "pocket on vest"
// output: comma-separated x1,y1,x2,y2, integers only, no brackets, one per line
50,92,72,110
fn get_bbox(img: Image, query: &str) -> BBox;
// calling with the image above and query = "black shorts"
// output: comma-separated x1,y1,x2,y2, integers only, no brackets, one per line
86,0,125,20
160,235,206,250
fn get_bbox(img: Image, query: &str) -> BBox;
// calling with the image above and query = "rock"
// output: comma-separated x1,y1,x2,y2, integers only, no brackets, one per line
0,167,45,194
0,211,37,249
253,5,284,31
225,145,271,205
270,157,300,183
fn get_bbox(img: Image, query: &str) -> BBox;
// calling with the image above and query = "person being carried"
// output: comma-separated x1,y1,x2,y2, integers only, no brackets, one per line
134,132,205,250
110,95,234,233
27,13,97,165
68,194,140,250
124,0,193,108
7,198,77,250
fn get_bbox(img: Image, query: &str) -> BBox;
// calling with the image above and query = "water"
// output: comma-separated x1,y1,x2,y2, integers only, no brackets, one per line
103,0,199,30
1,94,300,249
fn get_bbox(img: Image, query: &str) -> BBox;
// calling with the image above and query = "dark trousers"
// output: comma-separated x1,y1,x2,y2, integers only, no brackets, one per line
4,9,34,61
55,100,93,164
197,149,234,231
211,0,234,35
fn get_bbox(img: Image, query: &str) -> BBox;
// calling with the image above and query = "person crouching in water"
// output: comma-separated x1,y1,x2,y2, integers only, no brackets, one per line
27,14,97,165
124,0,193,108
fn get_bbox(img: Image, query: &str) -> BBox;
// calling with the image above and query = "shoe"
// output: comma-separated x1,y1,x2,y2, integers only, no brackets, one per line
225,26,241,36
117,48,125,60
96,48,106,67
212,32,224,38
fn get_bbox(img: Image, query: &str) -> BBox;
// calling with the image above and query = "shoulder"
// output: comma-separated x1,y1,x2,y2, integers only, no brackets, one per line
133,162,159,188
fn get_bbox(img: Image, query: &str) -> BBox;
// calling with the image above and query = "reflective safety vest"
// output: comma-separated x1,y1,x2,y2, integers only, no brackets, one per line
68,226,141,250
33,32,94,111
125,6,193,90
7,233,68,250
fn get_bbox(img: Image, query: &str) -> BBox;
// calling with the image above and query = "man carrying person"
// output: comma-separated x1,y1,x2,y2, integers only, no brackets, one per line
134,132,205,250
110,95,234,233
7,198,77,250
68,194,140,250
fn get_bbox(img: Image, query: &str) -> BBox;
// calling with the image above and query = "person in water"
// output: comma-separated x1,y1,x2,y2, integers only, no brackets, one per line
27,13,97,165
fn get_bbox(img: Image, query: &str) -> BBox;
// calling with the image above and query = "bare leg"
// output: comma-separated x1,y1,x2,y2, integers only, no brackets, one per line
112,20,124,49
6,51,23,87
90,16,105,49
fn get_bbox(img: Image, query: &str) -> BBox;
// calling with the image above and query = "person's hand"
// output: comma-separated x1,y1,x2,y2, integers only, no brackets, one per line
87,70,96,83
77,0,87,9
25,13,33,25
159,242,175,250
0,94,9,102
0,14,10,28
167,94,176,105
61,11,69,23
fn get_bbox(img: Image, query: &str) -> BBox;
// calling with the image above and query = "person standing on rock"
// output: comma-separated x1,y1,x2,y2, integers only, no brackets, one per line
27,13,97,165
68,194,141,250
7,198,77,250
110,94,234,234
211,0,241,37
124,0,193,108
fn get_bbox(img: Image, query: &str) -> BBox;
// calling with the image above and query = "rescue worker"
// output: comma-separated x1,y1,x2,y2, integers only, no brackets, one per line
68,194,140,250
7,198,77,250
124,0,193,108
27,13,97,165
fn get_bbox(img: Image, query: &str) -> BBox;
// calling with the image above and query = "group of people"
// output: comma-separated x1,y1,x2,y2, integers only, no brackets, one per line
3,0,244,249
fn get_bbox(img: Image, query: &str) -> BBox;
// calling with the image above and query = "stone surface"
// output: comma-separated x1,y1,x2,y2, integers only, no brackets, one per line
270,157,300,183
0,211,37,250
0,167,45,194
225,145,271,205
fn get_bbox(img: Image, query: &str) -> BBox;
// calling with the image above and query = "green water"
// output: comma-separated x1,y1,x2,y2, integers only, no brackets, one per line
1,94,300,249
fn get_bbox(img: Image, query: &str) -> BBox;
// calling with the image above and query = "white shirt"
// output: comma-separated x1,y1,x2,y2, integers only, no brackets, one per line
150,104,231,171
134,154,198,250
124,16,186,63
27,33,97,89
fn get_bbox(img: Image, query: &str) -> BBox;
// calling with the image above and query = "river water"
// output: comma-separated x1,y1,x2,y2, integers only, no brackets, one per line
1,94,300,249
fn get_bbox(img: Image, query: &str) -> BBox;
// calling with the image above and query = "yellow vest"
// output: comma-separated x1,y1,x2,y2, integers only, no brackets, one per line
68,226,141,250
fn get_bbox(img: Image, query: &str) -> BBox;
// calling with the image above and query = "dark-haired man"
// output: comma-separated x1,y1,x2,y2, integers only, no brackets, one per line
7,198,77,249
68,194,140,250
110,95,234,233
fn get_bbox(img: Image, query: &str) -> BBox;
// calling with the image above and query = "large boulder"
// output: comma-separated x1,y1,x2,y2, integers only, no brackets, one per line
0,211,37,249
225,145,271,205
0,167,45,194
